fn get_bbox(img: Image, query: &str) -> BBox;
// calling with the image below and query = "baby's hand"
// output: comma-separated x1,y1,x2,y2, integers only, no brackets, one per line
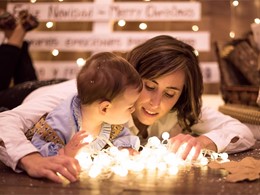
61,131,90,158
120,147,139,156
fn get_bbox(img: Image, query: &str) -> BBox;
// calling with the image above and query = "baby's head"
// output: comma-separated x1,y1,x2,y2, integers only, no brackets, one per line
77,52,143,124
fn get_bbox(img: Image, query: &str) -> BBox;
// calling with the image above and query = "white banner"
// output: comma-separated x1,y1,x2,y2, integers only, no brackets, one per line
200,62,220,83
25,31,210,52
7,2,201,21
34,61,219,83
0,33,4,41
35,61,80,81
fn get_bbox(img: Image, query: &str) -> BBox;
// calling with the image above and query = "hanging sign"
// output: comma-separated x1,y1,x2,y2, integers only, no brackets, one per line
34,61,219,83
35,61,79,80
200,62,220,83
25,31,210,52
7,2,201,21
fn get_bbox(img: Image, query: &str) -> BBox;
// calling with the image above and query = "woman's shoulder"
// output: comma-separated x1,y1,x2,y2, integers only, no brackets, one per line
23,79,77,103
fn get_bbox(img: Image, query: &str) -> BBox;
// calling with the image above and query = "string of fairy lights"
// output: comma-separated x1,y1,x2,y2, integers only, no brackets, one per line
56,132,229,182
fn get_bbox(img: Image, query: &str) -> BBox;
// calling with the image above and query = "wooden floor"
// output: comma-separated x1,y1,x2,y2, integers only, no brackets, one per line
0,141,259,195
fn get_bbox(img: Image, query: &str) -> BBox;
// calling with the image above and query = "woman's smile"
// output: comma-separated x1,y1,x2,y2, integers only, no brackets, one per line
142,107,158,116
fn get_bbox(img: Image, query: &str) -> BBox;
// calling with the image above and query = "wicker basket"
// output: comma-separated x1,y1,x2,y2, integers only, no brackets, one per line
221,85,259,107
214,37,260,108
219,103,260,125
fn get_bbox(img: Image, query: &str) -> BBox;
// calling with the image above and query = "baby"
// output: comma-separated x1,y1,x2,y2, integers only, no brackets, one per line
26,52,143,158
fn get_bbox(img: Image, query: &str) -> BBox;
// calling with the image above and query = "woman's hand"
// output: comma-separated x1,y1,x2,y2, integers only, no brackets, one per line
168,134,217,160
62,131,90,158
18,152,81,183
168,133,203,160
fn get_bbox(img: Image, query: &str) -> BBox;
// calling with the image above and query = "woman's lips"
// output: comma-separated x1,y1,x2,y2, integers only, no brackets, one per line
142,107,158,116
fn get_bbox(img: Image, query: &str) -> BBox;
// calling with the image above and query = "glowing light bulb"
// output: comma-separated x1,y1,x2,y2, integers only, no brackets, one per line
164,153,177,165
200,157,209,166
75,151,92,170
46,21,54,28
232,0,239,7
211,152,219,160
118,20,126,27
229,31,235,38
113,165,128,176
157,162,167,171
254,18,260,24
76,58,86,67
109,146,119,156
83,135,94,143
148,136,160,147
139,23,147,30
168,166,178,175
88,165,101,178
120,148,130,157
192,25,199,32
52,49,59,56
162,132,170,140
219,152,229,160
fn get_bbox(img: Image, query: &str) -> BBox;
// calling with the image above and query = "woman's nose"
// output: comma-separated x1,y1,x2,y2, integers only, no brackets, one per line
150,93,162,108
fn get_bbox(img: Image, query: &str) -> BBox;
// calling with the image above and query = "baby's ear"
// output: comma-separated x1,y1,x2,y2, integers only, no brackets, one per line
99,100,111,114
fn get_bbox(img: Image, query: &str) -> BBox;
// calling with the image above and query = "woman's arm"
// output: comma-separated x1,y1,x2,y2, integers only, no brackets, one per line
192,106,256,153
168,106,255,160
0,79,77,181
18,152,80,183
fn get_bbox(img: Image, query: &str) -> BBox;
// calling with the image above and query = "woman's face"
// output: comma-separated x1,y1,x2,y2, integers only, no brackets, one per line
133,70,185,125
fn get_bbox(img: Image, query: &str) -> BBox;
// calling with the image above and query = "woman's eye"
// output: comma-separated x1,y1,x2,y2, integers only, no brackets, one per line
165,91,176,98
165,93,175,98
145,84,155,90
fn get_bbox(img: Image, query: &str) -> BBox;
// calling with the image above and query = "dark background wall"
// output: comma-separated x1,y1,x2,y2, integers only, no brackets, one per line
1,0,259,94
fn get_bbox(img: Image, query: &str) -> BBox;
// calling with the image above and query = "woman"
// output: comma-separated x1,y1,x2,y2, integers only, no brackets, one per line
127,35,254,159
0,35,255,183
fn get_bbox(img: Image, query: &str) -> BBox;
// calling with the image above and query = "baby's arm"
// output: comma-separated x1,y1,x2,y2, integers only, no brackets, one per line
112,127,140,152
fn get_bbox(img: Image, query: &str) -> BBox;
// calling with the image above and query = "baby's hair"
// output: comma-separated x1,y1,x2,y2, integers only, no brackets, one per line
77,52,143,105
